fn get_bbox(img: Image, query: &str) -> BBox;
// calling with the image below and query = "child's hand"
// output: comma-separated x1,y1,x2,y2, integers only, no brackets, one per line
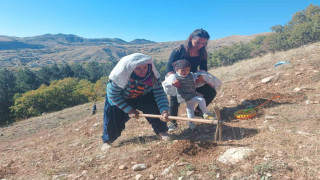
172,80,181,88
195,75,204,83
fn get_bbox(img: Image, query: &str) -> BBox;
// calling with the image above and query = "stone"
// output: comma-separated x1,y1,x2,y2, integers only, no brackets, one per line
132,164,147,171
261,76,274,83
217,147,255,164
149,174,155,179
186,171,194,176
119,165,127,170
135,174,143,180
160,164,175,175
293,87,302,92
265,115,276,120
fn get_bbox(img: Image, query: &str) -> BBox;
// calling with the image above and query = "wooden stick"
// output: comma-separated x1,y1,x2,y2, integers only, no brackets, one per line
138,114,219,124
214,106,223,141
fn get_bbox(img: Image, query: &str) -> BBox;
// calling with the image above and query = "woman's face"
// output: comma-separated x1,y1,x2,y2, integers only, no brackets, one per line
191,37,208,50
133,64,149,77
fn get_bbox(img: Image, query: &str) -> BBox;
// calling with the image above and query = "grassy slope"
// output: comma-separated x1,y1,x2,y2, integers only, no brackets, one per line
0,42,319,179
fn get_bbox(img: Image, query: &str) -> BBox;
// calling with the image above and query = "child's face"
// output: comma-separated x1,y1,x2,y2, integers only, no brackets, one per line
176,67,190,77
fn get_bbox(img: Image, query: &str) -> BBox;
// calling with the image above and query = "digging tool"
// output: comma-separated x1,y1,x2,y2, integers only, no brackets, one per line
234,95,280,119
138,106,223,141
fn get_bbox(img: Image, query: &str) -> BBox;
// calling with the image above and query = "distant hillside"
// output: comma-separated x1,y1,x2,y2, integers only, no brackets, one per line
0,33,269,68
0,41,44,50
130,39,156,44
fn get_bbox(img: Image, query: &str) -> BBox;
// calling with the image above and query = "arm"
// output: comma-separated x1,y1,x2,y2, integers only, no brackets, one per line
107,81,133,114
199,59,208,71
152,79,169,114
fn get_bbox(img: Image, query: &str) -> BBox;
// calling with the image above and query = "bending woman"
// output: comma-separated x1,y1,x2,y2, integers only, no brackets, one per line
166,29,217,132
102,53,170,150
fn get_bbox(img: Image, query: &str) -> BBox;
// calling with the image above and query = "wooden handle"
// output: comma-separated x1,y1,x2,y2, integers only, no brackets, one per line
254,95,280,110
138,114,219,124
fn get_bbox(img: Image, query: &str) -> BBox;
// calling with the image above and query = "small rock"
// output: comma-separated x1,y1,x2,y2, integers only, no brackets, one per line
119,165,127,170
305,100,310,104
266,173,272,177
177,162,189,166
186,171,194,176
293,87,302,92
261,76,274,83
265,115,276,120
296,131,311,136
149,174,155,179
132,164,147,171
93,122,101,127
135,174,143,180
268,126,276,132
160,164,175,175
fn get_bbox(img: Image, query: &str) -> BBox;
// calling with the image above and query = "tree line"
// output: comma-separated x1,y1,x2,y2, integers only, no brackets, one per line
208,4,320,67
0,60,167,126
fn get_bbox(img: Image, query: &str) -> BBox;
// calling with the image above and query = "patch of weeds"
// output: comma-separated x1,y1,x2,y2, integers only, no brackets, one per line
254,161,274,176
185,164,195,171
179,170,186,176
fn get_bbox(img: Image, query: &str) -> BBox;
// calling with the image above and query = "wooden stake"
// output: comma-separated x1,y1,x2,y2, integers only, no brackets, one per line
214,107,223,141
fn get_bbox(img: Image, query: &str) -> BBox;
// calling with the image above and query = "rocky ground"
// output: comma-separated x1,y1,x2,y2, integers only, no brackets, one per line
0,42,320,180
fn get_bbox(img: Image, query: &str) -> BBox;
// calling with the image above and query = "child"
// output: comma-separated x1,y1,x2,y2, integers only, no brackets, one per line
162,59,215,131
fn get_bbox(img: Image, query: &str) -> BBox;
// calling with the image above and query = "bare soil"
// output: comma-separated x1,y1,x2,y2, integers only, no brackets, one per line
1,42,320,180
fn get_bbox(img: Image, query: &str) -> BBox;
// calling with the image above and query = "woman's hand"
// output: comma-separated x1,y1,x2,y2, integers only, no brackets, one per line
160,110,169,122
195,75,204,83
128,109,139,118
172,80,181,88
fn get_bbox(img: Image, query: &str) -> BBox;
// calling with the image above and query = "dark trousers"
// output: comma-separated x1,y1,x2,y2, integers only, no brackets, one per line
169,84,216,123
101,92,168,143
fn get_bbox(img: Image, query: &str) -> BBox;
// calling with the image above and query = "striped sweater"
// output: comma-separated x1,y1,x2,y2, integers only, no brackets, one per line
107,74,169,114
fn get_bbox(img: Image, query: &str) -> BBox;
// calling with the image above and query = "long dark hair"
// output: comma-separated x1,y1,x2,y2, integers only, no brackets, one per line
181,29,210,60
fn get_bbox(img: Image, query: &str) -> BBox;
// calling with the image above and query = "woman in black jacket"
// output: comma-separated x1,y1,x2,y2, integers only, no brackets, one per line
166,29,216,132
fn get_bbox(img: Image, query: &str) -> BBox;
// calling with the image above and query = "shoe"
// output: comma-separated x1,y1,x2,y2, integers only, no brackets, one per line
101,142,112,151
188,122,199,132
203,113,216,120
168,122,178,132
159,132,171,141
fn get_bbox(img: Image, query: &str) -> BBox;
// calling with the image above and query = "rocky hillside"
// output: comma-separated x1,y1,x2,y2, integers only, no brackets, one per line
1,41,319,179
0,33,269,68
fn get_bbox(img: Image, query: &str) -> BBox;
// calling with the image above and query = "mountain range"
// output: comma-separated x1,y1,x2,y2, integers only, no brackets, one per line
0,33,270,68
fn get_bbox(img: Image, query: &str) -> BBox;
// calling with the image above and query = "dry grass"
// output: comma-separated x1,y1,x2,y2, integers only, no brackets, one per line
0,42,320,179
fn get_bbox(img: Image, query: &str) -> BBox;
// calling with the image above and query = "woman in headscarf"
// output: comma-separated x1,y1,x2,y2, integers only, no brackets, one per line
101,53,170,150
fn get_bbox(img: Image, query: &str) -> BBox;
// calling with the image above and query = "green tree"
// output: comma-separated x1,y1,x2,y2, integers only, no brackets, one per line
11,78,89,119
0,69,16,126
15,68,40,93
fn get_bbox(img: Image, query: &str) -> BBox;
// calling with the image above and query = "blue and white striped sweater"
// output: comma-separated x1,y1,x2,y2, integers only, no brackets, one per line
107,80,169,113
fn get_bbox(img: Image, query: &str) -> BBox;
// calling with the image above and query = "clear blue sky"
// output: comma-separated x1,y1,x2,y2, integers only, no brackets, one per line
0,0,318,42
